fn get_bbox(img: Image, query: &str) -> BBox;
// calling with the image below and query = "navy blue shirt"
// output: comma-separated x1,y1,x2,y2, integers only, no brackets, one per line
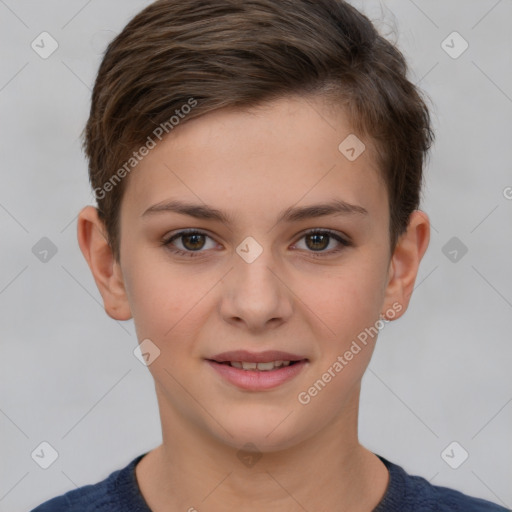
30,452,509,511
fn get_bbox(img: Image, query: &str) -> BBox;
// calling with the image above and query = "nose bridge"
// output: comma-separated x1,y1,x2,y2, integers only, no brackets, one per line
221,236,292,327
234,236,281,298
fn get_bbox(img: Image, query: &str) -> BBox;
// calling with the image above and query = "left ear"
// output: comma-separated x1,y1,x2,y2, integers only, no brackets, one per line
382,210,430,320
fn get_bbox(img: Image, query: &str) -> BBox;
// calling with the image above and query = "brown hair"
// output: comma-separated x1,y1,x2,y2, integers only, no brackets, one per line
82,0,435,263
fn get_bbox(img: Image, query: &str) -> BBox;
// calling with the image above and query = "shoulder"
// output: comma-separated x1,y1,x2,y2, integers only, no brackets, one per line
29,453,148,512
376,455,509,512
29,481,108,512
404,474,509,512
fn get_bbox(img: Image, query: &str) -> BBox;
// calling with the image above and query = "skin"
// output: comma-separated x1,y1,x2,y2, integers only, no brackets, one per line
77,94,430,512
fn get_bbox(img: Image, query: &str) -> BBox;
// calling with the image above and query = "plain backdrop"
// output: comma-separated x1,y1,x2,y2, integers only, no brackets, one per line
0,1,511,510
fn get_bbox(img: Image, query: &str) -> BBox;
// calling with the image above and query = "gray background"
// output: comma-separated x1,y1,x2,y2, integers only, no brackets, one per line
1,0,511,510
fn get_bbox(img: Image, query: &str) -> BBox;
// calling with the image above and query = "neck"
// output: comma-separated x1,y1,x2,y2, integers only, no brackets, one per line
136,384,389,512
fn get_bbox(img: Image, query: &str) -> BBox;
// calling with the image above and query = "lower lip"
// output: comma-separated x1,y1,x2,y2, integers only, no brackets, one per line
206,360,308,391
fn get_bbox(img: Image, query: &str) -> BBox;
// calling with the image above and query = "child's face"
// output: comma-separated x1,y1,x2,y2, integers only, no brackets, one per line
103,95,414,450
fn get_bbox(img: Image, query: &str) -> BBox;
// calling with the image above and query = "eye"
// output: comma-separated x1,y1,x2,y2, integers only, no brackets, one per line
161,228,352,259
162,229,216,258
293,229,352,257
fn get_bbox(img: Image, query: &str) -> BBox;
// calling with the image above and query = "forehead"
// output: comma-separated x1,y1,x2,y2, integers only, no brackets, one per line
121,95,387,222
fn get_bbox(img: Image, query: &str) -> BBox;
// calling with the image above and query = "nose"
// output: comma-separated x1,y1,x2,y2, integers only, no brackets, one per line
219,243,293,332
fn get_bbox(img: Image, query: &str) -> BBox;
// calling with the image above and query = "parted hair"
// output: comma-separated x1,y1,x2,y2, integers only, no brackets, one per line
82,0,435,263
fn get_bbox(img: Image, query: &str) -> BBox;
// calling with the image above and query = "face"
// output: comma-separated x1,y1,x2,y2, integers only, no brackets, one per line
110,95,402,452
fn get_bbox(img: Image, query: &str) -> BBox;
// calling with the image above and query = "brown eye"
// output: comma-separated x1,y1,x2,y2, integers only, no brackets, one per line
162,230,216,257
180,232,206,251
294,229,351,257
305,232,330,251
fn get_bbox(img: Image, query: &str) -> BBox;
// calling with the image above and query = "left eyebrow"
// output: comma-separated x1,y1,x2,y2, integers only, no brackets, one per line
141,198,368,224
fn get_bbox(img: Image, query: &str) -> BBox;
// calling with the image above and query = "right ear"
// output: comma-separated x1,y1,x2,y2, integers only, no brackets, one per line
76,206,132,321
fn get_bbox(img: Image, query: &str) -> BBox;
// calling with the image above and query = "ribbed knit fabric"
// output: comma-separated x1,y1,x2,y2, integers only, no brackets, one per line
30,452,509,511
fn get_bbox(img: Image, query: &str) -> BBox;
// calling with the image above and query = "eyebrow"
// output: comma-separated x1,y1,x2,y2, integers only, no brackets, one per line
141,198,368,224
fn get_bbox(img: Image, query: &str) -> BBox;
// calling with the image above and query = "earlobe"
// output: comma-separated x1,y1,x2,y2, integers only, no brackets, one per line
76,206,133,321
382,210,430,320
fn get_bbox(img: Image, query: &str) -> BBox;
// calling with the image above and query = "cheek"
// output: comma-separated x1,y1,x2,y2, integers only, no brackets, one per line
306,264,384,339
123,255,215,347
121,252,179,336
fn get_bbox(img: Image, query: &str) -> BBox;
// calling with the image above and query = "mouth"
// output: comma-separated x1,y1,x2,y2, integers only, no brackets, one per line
207,350,308,369
211,360,304,371
205,350,309,390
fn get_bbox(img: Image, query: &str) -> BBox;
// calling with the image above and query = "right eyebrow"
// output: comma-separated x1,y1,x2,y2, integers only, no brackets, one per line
141,198,368,224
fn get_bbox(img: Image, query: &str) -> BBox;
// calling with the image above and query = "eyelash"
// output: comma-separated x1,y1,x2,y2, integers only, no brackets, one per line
161,228,352,259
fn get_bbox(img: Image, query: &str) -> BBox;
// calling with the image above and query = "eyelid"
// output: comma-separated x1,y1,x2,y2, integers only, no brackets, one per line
162,228,218,249
162,228,351,256
293,227,351,244
291,228,352,255
163,227,350,243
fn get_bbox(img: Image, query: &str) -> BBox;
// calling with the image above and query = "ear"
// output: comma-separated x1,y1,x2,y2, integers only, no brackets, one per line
76,206,132,321
382,210,430,320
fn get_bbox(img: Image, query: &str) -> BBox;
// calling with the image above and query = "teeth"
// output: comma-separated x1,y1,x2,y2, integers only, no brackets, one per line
255,361,275,371
230,361,292,371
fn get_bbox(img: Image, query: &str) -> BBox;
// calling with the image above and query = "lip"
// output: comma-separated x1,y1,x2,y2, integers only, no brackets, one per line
208,350,307,364
206,350,309,391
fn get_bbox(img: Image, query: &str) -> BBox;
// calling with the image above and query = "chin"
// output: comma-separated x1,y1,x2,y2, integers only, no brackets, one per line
206,408,311,454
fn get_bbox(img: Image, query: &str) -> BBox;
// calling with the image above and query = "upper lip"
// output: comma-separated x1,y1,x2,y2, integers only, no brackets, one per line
207,350,308,363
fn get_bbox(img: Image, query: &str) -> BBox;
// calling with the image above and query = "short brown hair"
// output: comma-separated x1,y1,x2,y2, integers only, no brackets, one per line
82,0,435,263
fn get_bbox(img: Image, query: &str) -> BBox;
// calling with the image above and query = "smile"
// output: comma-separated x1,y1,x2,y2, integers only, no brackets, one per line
219,360,294,370
206,359,308,390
